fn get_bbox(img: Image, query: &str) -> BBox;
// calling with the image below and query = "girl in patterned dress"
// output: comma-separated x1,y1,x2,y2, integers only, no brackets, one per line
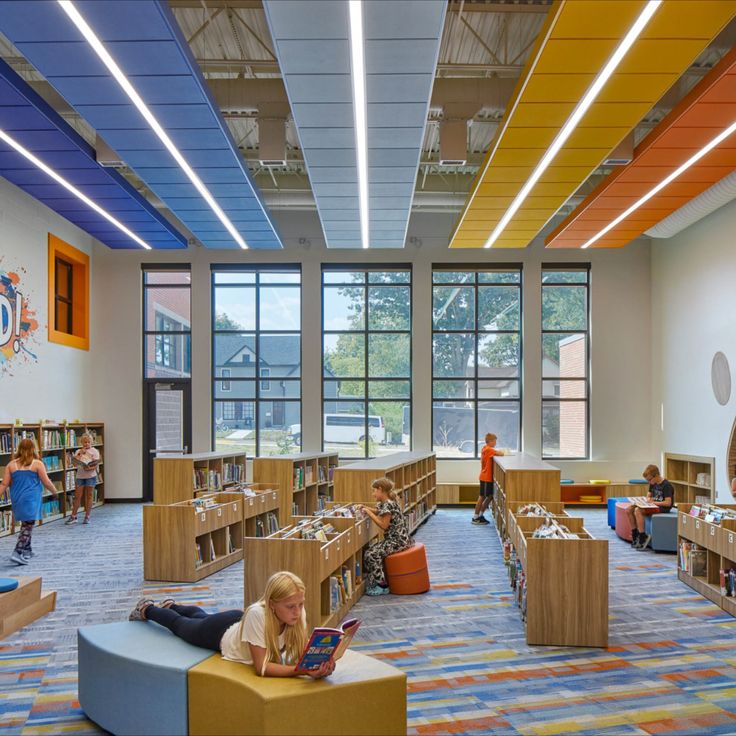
359,477,413,596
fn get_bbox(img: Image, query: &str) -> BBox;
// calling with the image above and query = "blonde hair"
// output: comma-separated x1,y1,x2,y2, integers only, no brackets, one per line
643,464,660,479
485,433,497,442
372,477,398,502
81,433,93,443
255,571,306,667
14,438,38,468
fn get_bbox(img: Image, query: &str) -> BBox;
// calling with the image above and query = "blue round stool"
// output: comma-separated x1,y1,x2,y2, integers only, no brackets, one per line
0,578,19,593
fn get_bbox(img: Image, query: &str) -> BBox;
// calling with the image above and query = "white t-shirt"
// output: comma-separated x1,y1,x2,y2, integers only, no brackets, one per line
219,603,285,666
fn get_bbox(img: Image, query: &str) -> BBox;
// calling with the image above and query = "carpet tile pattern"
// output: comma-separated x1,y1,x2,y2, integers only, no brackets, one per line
1,505,736,735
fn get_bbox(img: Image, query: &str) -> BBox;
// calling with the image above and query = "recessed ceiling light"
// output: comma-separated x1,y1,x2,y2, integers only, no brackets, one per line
0,128,152,249
348,0,369,250
581,118,736,248
483,0,662,248
57,0,249,250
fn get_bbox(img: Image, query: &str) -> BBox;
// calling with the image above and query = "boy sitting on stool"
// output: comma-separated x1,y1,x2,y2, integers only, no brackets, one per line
627,464,674,550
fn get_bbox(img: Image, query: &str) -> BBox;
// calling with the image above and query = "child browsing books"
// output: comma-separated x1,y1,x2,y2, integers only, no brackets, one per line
359,477,413,596
472,432,505,525
66,433,100,525
0,438,59,565
129,571,335,679
626,464,674,550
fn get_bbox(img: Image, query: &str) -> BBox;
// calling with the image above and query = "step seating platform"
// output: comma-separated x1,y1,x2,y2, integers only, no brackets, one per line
0,576,56,640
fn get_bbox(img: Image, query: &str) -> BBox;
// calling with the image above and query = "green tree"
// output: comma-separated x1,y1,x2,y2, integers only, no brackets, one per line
215,311,240,331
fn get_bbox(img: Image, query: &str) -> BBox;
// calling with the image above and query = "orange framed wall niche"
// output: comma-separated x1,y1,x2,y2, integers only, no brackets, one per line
47,233,89,350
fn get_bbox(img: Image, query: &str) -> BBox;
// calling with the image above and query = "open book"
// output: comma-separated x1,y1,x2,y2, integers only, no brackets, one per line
629,496,657,509
71,454,99,471
294,618,361,674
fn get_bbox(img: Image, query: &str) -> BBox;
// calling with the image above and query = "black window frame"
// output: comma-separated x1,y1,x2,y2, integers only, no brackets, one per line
431,264,523,460
54,255,74,335
142,265,192,379
541,264,591,460
211,264,302,456
321,265,413,460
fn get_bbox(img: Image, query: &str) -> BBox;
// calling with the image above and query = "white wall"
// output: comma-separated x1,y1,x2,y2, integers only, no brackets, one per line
0,177,97,422
92,209,654,498
651,198,736,501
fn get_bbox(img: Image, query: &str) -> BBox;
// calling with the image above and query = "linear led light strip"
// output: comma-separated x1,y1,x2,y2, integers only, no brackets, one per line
348,0,369,250
57,0,249,250
483,0,661,248
0,128,152,249
581,119,736,248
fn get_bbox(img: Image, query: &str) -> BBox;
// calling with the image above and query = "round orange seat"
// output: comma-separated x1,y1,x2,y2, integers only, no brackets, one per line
384,543,430,595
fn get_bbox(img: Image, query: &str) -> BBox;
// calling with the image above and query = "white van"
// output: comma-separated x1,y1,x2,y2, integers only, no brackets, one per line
288,414,386,445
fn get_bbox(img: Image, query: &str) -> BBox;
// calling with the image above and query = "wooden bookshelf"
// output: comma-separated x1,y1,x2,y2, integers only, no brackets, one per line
244,515,369,630
677,504,736,617
252,452,338,526
436,483,481,505
0,421,105,538
664,452,715,506
143,493,244,582
506,509,608,647
153,450,246,505
198,484,281,538
332,452,437,534
492,454,560,537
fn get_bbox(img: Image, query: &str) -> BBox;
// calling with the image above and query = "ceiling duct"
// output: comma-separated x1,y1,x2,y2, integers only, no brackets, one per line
602,132,634,166
439,119,467,166
95,133,125,168
258,115,287,167
645,171,736,239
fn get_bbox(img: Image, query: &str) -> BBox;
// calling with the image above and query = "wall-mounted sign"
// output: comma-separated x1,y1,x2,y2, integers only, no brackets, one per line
0,265,39,373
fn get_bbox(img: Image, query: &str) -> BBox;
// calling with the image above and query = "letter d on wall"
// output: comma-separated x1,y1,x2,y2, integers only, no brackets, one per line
0,293,12,347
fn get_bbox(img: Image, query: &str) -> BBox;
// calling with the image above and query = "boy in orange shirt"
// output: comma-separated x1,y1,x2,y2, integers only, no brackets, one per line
472,433,504,525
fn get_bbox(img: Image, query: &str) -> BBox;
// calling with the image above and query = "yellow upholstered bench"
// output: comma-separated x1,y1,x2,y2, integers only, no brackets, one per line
188,649,407,736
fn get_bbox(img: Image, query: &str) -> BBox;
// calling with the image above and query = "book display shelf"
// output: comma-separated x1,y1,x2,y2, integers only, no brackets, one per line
332,452,437,533
491,454,561,538
677,503,736,617
506,507,608,647
244,515,368,630
436,483,480,505
153,451,247,505
252,453,339,526
0,422,105,538
197,484,282,538
664,453,715,505
143,493,244,582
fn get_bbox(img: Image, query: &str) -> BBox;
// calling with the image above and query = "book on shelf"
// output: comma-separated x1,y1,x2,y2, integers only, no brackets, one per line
226,527,235,555
42,455,62,471
305,465,314,485
293,618,361,674
209,537,216,562
195,542,203,568
318,465,327,482
292,501,299,517
42,429,64,449
719,568,736,597
65,470,76,490
329,576,342,612
341,565,353,597
328,465,336,481
223,462,244,483
194,469,207,489
0,431,11,454
266,511,279,535
255,518,265,538
679,541,707,576
293,467,304,489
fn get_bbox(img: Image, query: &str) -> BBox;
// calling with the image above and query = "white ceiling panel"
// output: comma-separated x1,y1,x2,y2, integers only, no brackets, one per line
264,0,445,249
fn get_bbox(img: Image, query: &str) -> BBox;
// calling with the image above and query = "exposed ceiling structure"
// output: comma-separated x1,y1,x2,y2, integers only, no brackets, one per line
0,0,733,250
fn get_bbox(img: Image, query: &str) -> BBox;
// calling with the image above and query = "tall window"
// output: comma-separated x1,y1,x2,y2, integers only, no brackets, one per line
54,256,74,335
322,267,411,458
143,269,191,378
432,267,522,459
212,267,301,457
542,266,590,459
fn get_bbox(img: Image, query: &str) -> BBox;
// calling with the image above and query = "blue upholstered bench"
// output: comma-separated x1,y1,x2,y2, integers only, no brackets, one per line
78,621,213,736
647,513,677,552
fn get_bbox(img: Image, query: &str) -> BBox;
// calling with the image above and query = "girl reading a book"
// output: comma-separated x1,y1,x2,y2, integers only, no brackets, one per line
0,438,59,565
66,432,100,525
130,571,335,678
359,477,413,596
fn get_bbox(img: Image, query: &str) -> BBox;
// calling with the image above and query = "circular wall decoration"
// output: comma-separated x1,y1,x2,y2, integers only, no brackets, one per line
712,351,731,406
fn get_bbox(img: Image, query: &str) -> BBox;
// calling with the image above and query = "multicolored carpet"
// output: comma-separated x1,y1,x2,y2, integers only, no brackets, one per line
2,505,736,735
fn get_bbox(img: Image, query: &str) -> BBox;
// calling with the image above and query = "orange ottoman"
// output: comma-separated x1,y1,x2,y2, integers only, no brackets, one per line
384,543,430,595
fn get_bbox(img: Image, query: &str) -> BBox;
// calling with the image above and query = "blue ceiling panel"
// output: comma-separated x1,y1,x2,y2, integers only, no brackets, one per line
0,58,185,249
265,0,444,249
0,0,281,249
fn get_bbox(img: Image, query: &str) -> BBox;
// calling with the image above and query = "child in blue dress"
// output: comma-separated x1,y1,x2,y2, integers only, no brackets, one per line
0,438,59,565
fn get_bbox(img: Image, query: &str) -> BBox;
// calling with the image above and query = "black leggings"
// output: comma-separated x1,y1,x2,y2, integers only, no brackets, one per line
146,604,243,651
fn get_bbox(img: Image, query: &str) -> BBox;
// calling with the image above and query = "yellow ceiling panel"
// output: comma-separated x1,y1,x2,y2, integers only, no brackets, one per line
449,0,736,250
522,75,595,104
550,1,644,39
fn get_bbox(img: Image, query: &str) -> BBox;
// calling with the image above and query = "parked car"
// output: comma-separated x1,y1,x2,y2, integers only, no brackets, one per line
288,414,386,445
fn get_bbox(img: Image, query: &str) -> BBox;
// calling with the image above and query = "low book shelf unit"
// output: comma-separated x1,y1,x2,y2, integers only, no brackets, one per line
332,451,437,533
665,453,715,505
253,452,339,526
506,505,608,647
143,494,244,582
677,504,736,617
196,484,282,538
492,454,560,538
245,512,373,630
153,451,247,505
1,422,105,538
